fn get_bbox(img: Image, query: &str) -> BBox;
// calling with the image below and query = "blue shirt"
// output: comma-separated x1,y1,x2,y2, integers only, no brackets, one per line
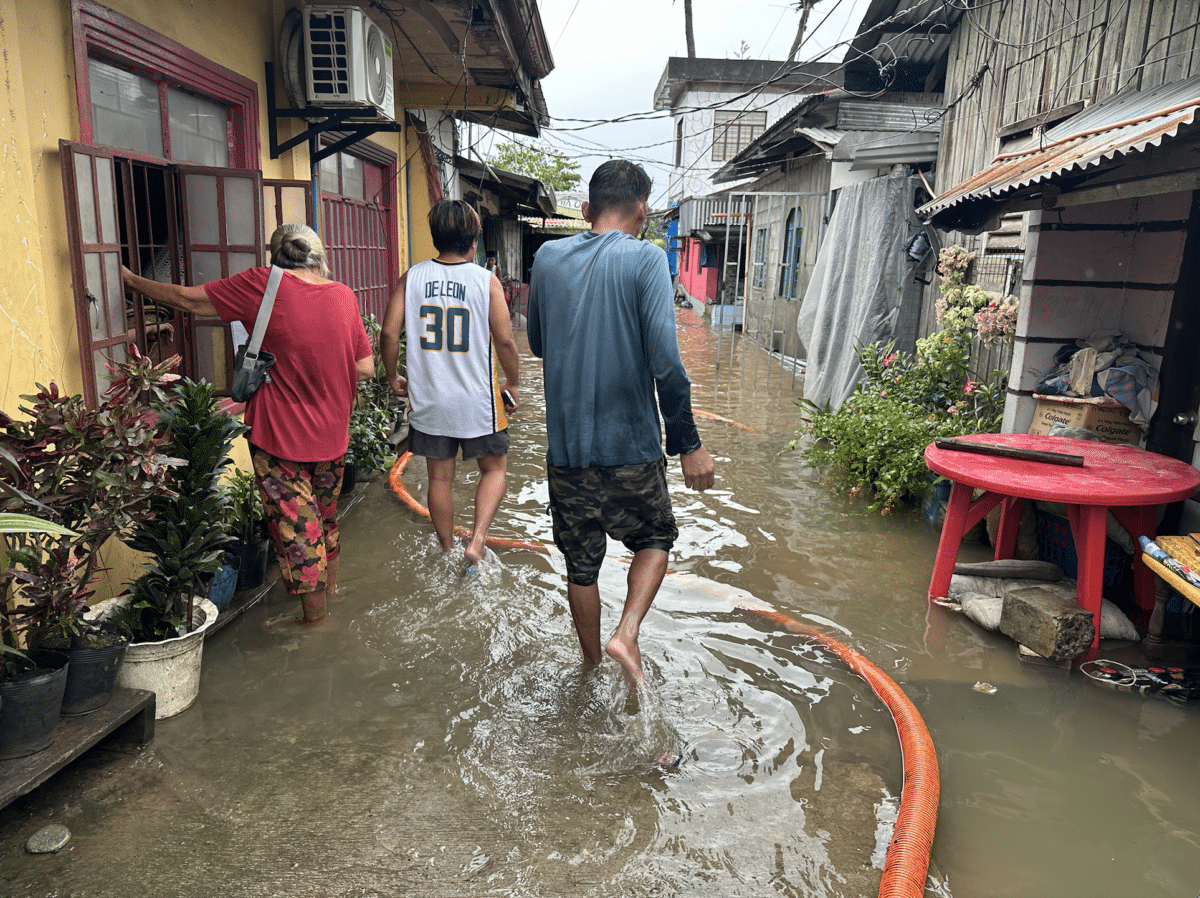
528,230,702,468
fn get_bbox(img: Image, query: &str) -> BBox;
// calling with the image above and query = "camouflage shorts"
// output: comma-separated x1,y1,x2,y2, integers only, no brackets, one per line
250,444,344,596
548,459,677,586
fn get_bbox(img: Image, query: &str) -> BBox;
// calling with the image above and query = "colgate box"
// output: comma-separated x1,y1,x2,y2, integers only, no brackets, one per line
1027,393,1142,445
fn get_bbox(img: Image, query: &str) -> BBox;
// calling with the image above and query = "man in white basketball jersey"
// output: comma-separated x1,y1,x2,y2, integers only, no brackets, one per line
381,199,520,568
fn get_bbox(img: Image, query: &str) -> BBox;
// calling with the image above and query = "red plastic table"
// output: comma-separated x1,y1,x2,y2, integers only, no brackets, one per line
924,433,1200,656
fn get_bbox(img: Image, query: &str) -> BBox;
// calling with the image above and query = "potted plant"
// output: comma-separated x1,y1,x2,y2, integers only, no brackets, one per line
344,313,405,491
115,378,246,718
0,349,182,722
225,467,270,592
345,400,394,489
0,512,76,759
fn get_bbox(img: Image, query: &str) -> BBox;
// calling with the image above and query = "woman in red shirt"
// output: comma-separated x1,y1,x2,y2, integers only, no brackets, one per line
122,224,374,629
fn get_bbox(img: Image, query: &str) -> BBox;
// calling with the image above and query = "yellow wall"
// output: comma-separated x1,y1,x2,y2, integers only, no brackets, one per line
0,0,89,410
405,127,437,265
1,0,517,602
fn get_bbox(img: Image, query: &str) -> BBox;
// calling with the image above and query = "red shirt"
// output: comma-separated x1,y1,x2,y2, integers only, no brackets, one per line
204,268,371,462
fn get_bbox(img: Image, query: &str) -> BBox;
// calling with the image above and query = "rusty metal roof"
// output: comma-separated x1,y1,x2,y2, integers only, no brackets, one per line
919,76,1200,223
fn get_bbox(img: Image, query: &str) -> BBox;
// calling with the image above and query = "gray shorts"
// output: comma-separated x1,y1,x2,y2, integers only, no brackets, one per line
548,459,678,586
409,427,509,461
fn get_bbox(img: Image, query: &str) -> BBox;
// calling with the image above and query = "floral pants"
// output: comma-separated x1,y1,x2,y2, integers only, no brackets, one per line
250,445,343,595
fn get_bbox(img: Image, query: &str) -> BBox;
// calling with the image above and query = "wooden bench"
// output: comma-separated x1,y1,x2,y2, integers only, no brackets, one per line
0,687,155,811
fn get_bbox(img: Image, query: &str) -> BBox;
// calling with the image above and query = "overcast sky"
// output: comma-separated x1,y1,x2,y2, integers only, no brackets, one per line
480,0,873,206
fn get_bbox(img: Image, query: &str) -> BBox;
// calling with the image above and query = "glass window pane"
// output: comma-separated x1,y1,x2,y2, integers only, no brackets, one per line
104,252,124,338
95,157,117,244
88,58,163,157
229,252,257,275
191,251,222,283
95,343,126,396
224,177,256,246
84,252,106,341
186,174,220,245
320,154,338,192
167,87,229,167
74,154,97,244
341,154,363,200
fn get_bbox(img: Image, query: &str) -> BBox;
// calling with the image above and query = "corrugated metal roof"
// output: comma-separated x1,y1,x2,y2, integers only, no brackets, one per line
835,101,942,132
794,127,844,150
845,131,940,170
919,76,1200,220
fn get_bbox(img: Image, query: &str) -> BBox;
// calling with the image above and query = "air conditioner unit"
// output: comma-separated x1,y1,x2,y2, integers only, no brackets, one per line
304,4,395,121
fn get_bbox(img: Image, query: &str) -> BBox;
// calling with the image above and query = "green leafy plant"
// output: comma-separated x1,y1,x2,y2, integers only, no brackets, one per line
795,329,1005,514
0,513,78,680
224,468,264,546
347,403,394,474
346,313,401,476
0,348,182,662
122,379,247,641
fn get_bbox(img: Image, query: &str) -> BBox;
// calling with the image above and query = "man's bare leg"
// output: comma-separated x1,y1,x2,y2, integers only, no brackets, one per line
425,456,458,552
605,548,668,688
465,453,506,565
567,581,603,665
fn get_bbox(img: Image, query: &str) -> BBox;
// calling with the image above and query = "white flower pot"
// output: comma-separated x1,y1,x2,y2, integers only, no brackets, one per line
115,598,219,719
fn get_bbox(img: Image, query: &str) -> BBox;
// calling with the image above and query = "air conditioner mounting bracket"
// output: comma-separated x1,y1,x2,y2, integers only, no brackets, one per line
266,62,402,163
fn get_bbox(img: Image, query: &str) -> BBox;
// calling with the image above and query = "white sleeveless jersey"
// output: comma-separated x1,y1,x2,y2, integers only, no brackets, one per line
404,259,507,438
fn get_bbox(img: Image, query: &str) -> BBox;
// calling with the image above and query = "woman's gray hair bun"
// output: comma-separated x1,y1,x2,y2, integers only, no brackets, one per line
269,223,329,277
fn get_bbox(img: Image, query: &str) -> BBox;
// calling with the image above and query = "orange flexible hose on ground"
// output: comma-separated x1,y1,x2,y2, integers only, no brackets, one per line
387,451,549,554
694,409,760,433
387,452,938,897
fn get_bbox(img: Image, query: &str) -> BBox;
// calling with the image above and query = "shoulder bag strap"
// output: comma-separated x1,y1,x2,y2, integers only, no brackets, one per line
239,265,284,371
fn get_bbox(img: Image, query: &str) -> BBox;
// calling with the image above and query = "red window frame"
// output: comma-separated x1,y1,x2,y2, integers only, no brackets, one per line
70,0,259,169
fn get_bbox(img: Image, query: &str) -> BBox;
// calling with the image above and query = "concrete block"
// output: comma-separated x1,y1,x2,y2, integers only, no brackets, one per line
999,586,1094,661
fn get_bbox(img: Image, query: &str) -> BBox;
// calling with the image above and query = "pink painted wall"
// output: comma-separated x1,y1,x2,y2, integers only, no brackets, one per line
677,237,718,304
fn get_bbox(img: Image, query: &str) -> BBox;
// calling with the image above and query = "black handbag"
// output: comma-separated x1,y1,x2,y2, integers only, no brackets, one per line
231,266,283,403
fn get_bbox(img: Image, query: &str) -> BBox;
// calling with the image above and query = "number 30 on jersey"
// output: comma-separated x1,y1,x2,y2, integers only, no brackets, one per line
418,305,470,352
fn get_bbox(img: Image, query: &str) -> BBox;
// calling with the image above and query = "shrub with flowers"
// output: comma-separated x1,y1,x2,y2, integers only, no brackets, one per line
795,326,1005,514
935,244,1019,343
973,294,1019,345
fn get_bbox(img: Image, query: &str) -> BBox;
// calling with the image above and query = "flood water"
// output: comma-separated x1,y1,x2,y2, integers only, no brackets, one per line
2,306,1199,898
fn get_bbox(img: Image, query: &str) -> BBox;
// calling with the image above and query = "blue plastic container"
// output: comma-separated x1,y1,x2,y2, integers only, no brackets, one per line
209,559,239,610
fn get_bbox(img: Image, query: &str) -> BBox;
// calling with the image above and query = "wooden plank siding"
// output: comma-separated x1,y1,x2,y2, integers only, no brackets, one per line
933,0,1200,203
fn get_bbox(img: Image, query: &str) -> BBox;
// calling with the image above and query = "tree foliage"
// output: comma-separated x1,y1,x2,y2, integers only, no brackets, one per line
488,142,581,192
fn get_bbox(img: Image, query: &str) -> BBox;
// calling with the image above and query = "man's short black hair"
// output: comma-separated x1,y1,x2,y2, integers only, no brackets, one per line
428,199,481,255
588,160,652,218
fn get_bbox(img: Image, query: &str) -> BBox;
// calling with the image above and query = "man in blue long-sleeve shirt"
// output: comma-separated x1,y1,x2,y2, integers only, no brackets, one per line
528,160,714,688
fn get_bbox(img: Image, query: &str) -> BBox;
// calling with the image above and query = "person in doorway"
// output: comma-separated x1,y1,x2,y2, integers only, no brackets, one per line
380,199,520,569
121,224,374,630
527,159,714,688
486,251,502,282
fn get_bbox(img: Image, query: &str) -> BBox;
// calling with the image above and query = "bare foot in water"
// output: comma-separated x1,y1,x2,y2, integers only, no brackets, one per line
605,634,645,689
295,614,338,631
464,536,486,567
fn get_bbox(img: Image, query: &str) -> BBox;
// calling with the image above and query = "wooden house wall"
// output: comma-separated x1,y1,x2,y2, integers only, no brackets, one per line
936,0,1200,203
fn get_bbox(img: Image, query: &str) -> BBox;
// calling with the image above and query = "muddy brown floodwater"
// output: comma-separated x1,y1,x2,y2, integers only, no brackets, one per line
2,307,1198,898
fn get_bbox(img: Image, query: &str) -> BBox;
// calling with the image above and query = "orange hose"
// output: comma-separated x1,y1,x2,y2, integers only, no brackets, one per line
388,452,549,554
694,408,760,433
387,451,938,896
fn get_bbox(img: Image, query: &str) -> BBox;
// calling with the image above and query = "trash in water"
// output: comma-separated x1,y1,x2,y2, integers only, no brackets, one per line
972,682,998,695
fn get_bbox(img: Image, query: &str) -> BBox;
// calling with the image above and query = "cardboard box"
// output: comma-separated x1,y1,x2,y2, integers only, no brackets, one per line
1028,393,1142,445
